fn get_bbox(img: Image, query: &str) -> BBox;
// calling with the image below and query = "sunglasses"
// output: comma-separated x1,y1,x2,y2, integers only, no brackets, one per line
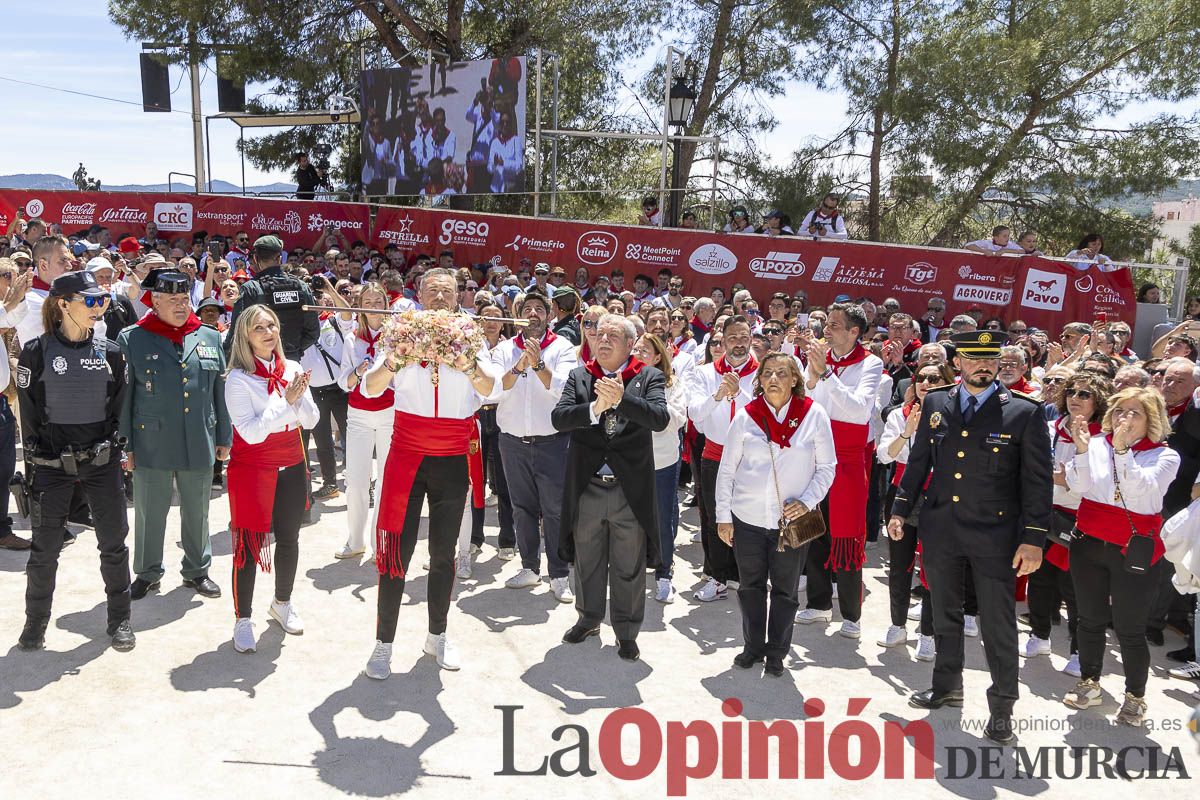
338,288,353,296
1008,327,1027,334
915,374,941,384
1064,389,1094,400
72,295,110,308
1042,377,1066,385
1148,369,1167,377
670,315,686,322
710,338,724,346
582,320,599,330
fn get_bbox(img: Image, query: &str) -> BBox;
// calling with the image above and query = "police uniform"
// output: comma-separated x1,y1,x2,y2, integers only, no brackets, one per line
226,235,319,361
15,271,133,652
891,330,1051,742
117,270,232,599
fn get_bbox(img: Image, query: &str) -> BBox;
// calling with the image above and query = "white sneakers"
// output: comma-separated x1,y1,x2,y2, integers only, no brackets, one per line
915,634,936,662
654,578,676,604
1169,661,1200,680
907,600,923,621
1022,635,1051,658
334,544,366,560
456,552,472,580
233,618,256,653
795,608,833,624
878,625,907,648
505,568,541,589
364,641,392,680
839,620,861,640
424,632,461,670
550,577,574,604
1063,678,1103,709
497,547,517,561
269,600,304,635
693,578,727,602
1063,653,1082,678
690,531,701,544
963,615,979,637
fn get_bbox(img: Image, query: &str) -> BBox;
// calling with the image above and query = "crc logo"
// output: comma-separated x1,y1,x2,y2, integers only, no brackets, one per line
749,251,805,280
153,202,194,232
577,231,618,266
687,243,738,276
438,217,490,245
25,199,45,218
1020,268,1065,311
905,262,937,285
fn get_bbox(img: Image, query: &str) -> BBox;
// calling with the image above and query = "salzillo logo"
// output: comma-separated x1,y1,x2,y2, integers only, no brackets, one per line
1020,268,1065,311
952,284,1012,305
811,256,840,282
687,243,738,276
25,199,45,217
438,218,490,246
749,251,805,280
905,262,937,285
577,231,618,266
153,202,194,232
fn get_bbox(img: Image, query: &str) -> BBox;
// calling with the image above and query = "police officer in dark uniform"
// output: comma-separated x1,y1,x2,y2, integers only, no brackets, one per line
888,330,1051,745
15,271,134,652
226,235,319,361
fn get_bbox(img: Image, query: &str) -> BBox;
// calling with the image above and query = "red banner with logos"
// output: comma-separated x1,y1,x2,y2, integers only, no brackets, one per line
0,189,371,252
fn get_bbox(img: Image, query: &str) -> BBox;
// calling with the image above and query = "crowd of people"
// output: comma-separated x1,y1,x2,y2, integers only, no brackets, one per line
1,214,1199,746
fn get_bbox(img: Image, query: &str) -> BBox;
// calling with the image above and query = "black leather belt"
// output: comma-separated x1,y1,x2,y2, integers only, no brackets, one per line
480,404,498,411
30,441,114,475
506,431,563,444
591,474,619,486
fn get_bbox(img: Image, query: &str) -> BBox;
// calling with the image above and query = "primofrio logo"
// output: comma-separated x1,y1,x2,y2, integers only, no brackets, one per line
688,243,738,276
438,217,491,246
25,198,45,218
749,251,805,280
577,231,618,266
1020,268,1065,311
905,262,937,285
153,202,194,232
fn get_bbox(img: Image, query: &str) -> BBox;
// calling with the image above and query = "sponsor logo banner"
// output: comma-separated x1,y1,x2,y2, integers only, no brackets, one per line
1020,268,1066,311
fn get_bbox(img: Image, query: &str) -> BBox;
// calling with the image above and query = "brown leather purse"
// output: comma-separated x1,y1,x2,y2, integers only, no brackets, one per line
768,439,827,551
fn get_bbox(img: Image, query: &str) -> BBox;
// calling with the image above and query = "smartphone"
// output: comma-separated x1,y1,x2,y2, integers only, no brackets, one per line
1096,311,1107,324
795,313,810,327
17,206,24,216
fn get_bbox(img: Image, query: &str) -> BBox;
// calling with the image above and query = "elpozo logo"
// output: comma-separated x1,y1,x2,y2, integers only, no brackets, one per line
749,251,805,280
577,231,618,266
1020,268,1065,311
905,262,937,285
153,202,194,232
688,243,738,276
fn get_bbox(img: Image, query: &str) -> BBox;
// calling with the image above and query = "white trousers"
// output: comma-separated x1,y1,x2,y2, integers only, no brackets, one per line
344,406,395,553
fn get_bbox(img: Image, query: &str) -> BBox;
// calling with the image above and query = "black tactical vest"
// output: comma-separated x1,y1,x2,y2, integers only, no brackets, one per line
257,273,305,359
41,333,111,425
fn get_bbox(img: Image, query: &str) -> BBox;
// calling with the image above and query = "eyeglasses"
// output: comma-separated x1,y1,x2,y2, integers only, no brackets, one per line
582,320,599,330
1064,389,1094,400
998,361,1023,369
1042,377,1066,385
72,295,110,308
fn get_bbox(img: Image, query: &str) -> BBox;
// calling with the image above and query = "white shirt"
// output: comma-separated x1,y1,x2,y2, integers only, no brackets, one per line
715,402,837,528
491,331,578,437
225,358,319,444
362,346,502,419
1065,436,1181,515
1050,419,1084,511
687,357,758,444
1064,250,1118,272
653,377,689,469
488,135,523,193
672,335,698,355
798,209,849,240
871,372,893,444
808,348,884,427
877,407,913,466
301,314,354,387
965,239,1023,253
390,295,418,312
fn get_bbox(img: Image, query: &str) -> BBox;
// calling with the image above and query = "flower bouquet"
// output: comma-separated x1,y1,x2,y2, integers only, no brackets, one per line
379,309,486,377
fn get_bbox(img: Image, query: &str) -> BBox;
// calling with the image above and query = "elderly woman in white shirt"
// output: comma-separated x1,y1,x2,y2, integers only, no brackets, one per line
630,333,689,604
1062,386,1180,726
716,352,836,676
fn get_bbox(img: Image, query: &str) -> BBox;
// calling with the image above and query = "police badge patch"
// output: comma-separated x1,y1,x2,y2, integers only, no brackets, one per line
51,356,68,375
928,411,943,428
15,365,30,388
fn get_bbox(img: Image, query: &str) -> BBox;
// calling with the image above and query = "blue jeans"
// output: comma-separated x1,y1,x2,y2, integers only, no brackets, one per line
499,432,570,579
654,460,681,579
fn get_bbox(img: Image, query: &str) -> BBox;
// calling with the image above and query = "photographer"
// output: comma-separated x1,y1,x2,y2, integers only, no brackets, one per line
295,152,326,200
799,193,849,240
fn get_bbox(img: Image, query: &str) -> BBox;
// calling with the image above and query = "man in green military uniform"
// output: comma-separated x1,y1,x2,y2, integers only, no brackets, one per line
118,269,232,600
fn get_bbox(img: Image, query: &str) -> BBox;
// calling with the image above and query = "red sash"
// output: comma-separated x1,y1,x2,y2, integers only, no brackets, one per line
375,411,479,577
826,419,871,569
828,343,868,375
227,428,306,572
1075,497,1165,564
349,327,394,411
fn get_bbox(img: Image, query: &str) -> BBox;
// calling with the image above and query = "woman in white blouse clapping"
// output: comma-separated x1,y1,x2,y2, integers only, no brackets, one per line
715,352,836,676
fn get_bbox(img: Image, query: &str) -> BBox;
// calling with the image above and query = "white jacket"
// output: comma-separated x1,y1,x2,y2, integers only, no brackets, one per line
1162,499,1200,594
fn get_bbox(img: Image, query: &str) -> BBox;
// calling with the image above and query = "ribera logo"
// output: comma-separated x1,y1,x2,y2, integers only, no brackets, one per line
577,231,618,266
153,202,193,232
905,262,937,285
687,243,738,276
439,217,491,246
1020,268,1065,311
25,198,45,218
749,251,805,280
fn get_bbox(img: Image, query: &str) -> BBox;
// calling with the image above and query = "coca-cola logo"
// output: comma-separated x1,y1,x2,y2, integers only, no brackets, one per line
99,206,148,225
576,230,618,266
905,262,937,285
60,201,97,225
749,251,805,280
687,243,738,276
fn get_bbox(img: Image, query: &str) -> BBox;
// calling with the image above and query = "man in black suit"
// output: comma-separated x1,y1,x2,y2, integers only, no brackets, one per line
552,313,669,662
888,330,1052,745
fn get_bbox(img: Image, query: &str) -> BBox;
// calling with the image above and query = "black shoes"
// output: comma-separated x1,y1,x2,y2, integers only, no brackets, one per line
183,575,222,598
562,624,600,645
109,621,136,652
18,618,47,651
1167,646,1195,663
617,639,640,662
908,688,965,709
129,578,160,600
764,656,785,677
1146,629,1165,647
984,715,1014,745
733,650,764,669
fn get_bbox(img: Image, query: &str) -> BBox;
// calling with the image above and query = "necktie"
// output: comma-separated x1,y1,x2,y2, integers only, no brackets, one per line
603,374,619,437
963,395,978,425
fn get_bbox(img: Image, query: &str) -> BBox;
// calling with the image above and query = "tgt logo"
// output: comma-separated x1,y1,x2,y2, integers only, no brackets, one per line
905,262,937,285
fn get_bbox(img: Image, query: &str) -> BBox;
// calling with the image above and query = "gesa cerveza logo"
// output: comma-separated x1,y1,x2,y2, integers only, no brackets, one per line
905,262,937,285
438,217,490,246
688,243,738,276
749,251,805,280
576,231,618,266
1020,268,1065,311
153,202,193,232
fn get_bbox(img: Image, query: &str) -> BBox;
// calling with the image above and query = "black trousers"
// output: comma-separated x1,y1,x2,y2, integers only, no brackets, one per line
1146,555,1192,635
476,406,514,549
1027,553,1078,652
925,543,1018,716
1070,534,1152,697
26,456,130,632
865,458,890,542
804,497,863,622
733,516,807,658
888,523,923,628
0,397,16,532
377,455,467,643
699,457,738,584
304,384,349,486
232,463,306,619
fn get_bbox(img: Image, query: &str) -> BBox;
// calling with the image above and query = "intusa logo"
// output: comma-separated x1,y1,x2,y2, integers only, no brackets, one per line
1020,268,1065,311
687,243,738,275
153,202,193,232
905,262,937,285
99,205,148,225
577,231,618,266
749,251,805,280
25,198,45,217
438,217,491,246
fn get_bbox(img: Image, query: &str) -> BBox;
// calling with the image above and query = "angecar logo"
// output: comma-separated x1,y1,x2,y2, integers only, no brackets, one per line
905,262,937,285
577,231,618,266
153,202,194,232
688,243,738,276
1020,268,1066,311
749,251,805,280
438,218,490,246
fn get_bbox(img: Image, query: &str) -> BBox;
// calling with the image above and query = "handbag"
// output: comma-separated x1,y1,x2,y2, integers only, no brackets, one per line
1047,507,1076,549
767,439,826,551
1111,448,1155,575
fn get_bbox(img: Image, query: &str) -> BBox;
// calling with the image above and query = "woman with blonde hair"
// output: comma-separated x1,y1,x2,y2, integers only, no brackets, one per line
224,305,319,652
1062,386,1179,725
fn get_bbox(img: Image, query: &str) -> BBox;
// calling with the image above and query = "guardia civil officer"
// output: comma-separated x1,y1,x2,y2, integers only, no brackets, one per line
887,330,1052,745
15,271,134,652
226,235,319,361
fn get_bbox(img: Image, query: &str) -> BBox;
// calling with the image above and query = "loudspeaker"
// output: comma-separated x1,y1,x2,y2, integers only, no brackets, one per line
139,53,171,112
216,56,245,113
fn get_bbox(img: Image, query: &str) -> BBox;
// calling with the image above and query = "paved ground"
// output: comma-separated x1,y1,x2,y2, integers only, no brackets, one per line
1,477,1197,798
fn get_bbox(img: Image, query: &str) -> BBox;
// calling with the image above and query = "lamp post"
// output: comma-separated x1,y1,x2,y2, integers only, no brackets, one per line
666,76,697,228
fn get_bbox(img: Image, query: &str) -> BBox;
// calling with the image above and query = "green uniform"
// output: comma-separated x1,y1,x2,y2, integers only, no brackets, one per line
117,323,232,583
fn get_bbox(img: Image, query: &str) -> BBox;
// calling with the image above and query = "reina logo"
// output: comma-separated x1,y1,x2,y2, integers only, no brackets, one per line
1019,268,1065,311
688,243,738,276
153,202,194,232
577,231,618,266
749,251,805,280
905,262,937,285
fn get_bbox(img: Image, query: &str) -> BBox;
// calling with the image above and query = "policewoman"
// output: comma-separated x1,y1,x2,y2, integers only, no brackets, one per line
15,271,134,653
888,330,1052,745
226,235,319,361
118,269,232,602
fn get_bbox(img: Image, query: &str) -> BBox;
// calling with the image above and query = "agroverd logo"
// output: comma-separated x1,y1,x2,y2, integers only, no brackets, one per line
577,231,618,266
905,262,938,285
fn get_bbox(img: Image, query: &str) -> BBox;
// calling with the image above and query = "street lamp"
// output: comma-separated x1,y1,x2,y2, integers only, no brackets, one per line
667,77,697,227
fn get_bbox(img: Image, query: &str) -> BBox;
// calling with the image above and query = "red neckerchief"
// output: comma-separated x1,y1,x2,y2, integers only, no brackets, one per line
692,316,711,336
1168,399,1188,418
1120,346,1134,357
357,324,383,357
580,340,592,362
1055,419,1102,443
135,311,202,345
33,275,51,291
253,356,289,396
585,357,644,381
902,400,917,419
1009,376,1036,394
671,342,681,357
513,328,557,350
1106,433,1165,452
827,343,868,376
319,311,333,322
387,290,404,305
223,302,234,313
713,354,759,378
901,338,921,357
745,395,813,449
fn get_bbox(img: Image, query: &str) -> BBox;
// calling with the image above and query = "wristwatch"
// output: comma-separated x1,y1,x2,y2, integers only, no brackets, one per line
819,367,833,381
511,365,525,375
533,360,545,372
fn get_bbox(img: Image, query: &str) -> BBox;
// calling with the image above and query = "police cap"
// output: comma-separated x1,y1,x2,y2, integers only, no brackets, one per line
950,329,1008,359
140,268,191,294
50,270,107,298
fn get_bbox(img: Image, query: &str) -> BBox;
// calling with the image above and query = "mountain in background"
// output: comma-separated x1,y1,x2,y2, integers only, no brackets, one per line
0,173,296,196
